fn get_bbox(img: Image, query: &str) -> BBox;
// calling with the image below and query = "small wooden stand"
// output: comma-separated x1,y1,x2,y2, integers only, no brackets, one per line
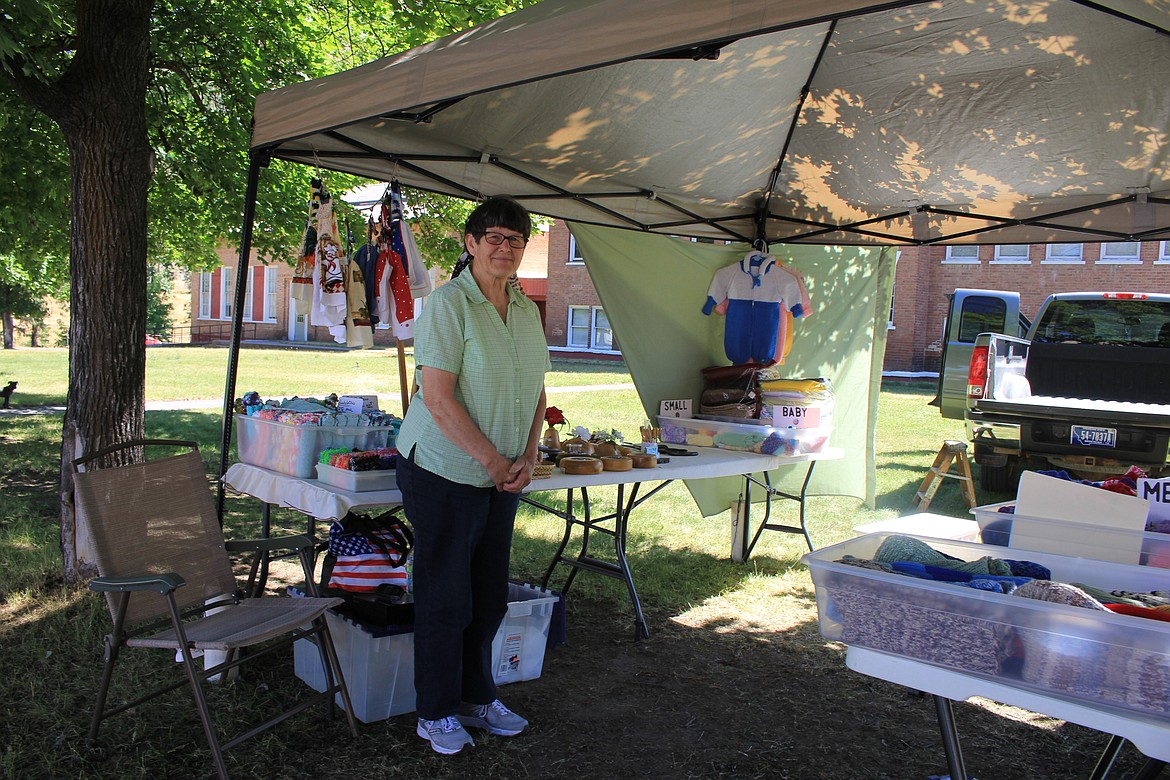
914,440,977,511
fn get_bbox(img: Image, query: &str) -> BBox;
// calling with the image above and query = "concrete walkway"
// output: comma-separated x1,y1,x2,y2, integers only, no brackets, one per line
0,383,637,416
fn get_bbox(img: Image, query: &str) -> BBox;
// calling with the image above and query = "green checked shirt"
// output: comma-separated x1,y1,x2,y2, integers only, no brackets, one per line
396,270,551,487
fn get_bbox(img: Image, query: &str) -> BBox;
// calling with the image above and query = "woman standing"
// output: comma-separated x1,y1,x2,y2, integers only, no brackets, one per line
395,197,550,755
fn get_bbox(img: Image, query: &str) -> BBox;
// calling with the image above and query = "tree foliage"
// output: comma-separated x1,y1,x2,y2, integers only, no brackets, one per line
0,0,540,579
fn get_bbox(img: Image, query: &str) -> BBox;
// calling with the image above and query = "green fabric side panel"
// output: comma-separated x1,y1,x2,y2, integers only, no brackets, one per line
570,222,893,516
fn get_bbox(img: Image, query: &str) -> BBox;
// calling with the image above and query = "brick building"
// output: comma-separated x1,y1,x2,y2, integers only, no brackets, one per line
190,219,1170,375
189,230,549,346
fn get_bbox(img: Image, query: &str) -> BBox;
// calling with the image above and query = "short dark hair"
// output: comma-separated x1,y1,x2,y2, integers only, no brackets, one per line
464,196,531,240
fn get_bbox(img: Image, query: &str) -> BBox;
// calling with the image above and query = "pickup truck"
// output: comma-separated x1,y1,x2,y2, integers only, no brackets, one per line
934,289,1170,492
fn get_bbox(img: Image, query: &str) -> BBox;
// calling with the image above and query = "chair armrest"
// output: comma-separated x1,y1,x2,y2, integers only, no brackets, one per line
89,572,186,594
225,534,314,554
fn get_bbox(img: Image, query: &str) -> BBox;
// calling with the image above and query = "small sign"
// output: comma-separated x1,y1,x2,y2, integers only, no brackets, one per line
659,399,692,418
771,404,821,429
338,394,379,414
1138,477,1170,529
642,442,660,456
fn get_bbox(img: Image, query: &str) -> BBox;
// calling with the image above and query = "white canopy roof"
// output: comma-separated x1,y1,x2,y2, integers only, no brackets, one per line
251,0,1170,245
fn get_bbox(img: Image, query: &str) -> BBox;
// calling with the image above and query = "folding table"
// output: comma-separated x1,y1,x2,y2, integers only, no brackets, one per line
223,444,842,638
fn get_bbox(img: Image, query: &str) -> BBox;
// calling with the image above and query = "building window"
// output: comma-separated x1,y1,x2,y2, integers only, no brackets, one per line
221,267,233,320
942,246,979,264
199,272,212,318
992,245,1030,264
1098,242,1141,264
264,267,278,322
567,235,585,264
1042,243,1083,264
568,305,616,351
1159,241,1170,264
889,250,900,328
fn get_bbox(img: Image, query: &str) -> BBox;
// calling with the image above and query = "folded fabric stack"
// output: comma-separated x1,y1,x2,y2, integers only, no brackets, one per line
320,447,398,471
699,363,764,419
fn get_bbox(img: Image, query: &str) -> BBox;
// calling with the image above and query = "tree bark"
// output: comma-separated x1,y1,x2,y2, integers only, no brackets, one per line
1,311,12,349
14,0,155,582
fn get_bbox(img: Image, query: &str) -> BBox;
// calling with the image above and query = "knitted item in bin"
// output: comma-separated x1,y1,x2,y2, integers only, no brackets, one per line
876,535,1053,579
1011,580,1109,611
830,588,1004,676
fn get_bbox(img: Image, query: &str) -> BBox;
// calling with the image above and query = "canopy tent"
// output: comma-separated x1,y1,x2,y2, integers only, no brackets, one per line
250,0,1170,246
218,0,1170,517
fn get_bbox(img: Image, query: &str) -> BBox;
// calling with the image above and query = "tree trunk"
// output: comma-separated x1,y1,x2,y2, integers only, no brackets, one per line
29,322,40,348
1,311,12,349
48,0,154,582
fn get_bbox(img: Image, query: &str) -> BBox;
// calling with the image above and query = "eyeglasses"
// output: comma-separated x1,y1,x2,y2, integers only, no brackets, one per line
480,231,528,249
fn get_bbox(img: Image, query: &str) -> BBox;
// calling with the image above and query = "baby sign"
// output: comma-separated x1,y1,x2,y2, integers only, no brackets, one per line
770,403,821,429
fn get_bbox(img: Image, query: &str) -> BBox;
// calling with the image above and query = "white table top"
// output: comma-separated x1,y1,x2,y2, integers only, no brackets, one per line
846,646,1170,762
224,445,842,521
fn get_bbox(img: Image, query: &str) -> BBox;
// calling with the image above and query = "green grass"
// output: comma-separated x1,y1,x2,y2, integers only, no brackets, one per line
0,346,630,411
0,354,1007,779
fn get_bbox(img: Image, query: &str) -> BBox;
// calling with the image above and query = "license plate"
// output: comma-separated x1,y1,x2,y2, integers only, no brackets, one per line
1071,425,1117,448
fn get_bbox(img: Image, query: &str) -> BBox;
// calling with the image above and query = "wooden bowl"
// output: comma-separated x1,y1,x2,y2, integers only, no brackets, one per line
593,442,621,457
630,453,657,469
601,455,633,472
560,456,603,475
560,437,595,455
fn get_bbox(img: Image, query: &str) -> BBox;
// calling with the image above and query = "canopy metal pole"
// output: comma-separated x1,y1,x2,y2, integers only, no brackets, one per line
396,338,410,414
216,149,269,524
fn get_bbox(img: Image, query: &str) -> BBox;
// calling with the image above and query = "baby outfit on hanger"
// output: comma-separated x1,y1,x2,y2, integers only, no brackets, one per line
703,251,809,365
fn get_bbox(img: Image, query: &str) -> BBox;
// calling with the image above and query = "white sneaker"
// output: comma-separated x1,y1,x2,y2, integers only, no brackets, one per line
416,715,475,754
457,699,529,736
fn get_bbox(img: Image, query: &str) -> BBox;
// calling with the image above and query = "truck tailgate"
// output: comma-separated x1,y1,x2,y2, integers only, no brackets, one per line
978,396,1170,426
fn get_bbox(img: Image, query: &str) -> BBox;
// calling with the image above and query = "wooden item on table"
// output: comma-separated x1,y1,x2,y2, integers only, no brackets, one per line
593,442,621,457
532,463,554,479
542,427,560,450
560,456,603,475
560,437,595,455
601,455,633,471
640,426,661,443
630,452,657,469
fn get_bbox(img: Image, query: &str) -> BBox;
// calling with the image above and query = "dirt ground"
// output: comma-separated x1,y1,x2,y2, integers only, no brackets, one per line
261,588,1157,780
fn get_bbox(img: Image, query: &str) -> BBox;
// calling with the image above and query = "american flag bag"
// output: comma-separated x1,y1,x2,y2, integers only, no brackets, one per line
326,511,413,593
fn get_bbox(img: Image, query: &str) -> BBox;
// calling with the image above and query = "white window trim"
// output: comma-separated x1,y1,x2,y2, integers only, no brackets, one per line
1041,243,1084,264
566,305,620,354
199,272,212,319
263,266,278,322
220,267,234,320
1097,242,1142,265
567,235,585,265
1158,241,1170,264
990,245,1030,264
942,246,979,264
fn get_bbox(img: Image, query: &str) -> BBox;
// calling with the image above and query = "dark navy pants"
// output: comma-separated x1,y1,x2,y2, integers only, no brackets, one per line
396,450,520,720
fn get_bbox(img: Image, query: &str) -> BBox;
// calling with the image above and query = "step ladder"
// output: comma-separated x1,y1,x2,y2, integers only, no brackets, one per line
913,440,977,511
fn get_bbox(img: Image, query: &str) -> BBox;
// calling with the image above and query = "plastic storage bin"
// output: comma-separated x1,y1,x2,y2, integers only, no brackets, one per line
293,582,559,722
657,415,831,456
804,532,1170,718
235,413,395,478
969,502,1170,568
315,463,397,492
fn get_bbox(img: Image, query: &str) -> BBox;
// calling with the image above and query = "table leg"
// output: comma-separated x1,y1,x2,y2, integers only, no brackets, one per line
741,461,818,559
531,482,661,640
1090,735,1126,780
933,695,969,780
245,502,274,597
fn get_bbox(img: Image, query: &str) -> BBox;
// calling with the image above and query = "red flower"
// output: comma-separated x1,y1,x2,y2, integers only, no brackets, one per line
545,406,568,427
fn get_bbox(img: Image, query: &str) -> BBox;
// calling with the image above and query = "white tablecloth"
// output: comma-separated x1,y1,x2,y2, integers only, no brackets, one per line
223,445,842,521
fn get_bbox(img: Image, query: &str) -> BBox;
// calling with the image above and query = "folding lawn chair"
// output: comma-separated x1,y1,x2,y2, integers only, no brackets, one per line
72,439,358,780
